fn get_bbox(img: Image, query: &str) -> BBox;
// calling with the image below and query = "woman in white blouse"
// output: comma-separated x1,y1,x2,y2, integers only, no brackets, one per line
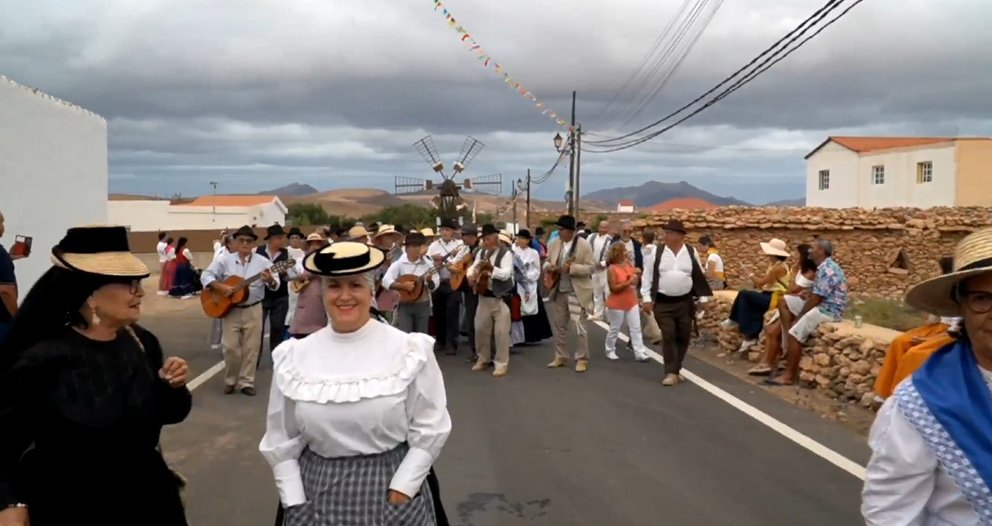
862,228,992,525
259,241,452,525
510,229,553,346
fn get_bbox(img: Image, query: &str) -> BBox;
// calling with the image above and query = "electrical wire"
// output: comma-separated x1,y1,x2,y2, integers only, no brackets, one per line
586,0,846,147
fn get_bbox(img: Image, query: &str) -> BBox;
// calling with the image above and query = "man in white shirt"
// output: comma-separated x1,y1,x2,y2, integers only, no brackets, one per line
641,220,713,386
467,224,515,377
284,227,308,331
209,234,235,350
544,215,596,373
201,225,280,396
156,231,169,295
427,219,465,355
383,232,439,335
587,221,615,320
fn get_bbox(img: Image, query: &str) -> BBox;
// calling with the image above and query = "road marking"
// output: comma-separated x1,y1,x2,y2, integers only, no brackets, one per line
591,319,867,481
187,360,225,392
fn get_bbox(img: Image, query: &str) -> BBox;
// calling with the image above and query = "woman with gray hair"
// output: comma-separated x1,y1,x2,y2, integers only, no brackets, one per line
260,241,451,525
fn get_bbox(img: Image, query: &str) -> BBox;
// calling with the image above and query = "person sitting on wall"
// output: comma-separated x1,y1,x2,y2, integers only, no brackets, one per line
720,238,792,353
873,256,961,398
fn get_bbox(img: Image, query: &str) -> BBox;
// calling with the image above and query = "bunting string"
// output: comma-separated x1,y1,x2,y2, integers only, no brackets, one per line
431,0,572,131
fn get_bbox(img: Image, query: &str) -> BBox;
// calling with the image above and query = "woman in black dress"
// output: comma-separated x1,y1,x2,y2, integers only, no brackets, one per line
0,226,192,526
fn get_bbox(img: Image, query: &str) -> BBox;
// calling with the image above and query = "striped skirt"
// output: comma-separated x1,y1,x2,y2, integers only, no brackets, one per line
282,444,437,526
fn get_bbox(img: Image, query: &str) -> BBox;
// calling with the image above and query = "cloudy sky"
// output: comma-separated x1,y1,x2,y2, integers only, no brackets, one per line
2,0,990,204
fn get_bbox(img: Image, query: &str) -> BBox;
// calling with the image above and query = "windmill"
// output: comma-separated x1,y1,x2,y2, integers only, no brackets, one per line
395,135,503,221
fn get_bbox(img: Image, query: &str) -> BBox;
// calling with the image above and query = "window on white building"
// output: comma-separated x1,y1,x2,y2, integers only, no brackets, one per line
818,170,830,190
917,161,933,183
872,165,885,185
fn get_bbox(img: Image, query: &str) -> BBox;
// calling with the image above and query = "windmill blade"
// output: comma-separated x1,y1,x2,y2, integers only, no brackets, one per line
452,136,485,175
412,135,445,175
394,176,432,195
462,173,502,195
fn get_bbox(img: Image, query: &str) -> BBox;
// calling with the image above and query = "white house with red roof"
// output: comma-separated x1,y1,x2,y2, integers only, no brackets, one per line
616,200,635,213
108,194,287,231
805,136,992,208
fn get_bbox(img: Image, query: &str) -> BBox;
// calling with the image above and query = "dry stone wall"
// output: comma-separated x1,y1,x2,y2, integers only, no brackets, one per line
629,206,992,299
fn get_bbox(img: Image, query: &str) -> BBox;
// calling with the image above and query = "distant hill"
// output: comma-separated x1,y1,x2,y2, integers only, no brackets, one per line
259,182,319,196
763,197,805,207
583,181,750,208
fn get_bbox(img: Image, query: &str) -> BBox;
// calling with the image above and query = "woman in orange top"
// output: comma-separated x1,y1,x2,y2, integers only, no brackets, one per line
604,243,650,362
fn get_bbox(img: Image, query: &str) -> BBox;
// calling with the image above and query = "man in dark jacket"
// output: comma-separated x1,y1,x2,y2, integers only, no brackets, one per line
257,224,296,365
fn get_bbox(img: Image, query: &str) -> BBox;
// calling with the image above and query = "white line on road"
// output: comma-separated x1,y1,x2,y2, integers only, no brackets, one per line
591,319,867,481
187,360,225,392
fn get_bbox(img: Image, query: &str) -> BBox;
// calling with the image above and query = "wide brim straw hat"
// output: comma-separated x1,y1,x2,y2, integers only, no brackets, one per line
50,225,150,278
305,232,325,243
348,225,370,239
420,227,436,237
760,238,791,258
374,224,402,240
303,241,386,277
906,228,992,317
498,231,512,245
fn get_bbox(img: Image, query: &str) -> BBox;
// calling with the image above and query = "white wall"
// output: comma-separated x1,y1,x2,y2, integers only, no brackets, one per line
107,200,172,231
857,145,956,208
806,142,860,207
0,76,108,300
108,200,287,232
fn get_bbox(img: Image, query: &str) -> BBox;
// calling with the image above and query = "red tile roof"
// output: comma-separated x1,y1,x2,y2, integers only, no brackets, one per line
618,200,635,207
185,195,278,207
649,197,718,212
805,136,991,159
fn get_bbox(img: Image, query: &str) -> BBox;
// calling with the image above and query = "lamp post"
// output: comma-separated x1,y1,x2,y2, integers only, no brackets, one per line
209,181,219,223
553,91,579,217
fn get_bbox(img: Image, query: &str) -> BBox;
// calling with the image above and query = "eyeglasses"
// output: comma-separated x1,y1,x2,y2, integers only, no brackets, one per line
236,237,254,244
960,290,992,314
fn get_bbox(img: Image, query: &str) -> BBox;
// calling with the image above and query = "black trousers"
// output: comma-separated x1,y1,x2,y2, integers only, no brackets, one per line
654,298,693,375
274,467,449,526
431,281,461,351
259,294,289,368
461,288,479,355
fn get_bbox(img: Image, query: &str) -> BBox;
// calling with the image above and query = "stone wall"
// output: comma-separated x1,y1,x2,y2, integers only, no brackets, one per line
631,206,992,299
698,292,902,408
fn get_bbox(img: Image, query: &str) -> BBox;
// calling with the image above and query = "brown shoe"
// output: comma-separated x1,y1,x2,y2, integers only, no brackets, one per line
547,357,568,368
492,366,508,378
240,386,257,396
223,385,235,395
575,360,589,373
662,374,679,386
471,361,488,372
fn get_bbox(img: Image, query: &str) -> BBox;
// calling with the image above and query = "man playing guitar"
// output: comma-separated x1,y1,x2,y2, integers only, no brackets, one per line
427,219,464,355
382,232,438,334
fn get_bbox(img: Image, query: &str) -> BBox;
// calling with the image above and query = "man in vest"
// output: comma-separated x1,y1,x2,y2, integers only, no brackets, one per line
466,224,515,377
452,223,482,362
641,219,713,386
587,220,615,320
257,224,297,365
428,218,465,354
545,215,596,373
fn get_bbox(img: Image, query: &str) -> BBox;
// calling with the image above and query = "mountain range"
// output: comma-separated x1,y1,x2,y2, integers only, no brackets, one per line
258,182,319,196
582,180,752,208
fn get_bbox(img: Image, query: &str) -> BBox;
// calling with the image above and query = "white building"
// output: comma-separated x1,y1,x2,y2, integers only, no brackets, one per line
108,195,288,232
805,136,992,208
616,200,635,213
0,76,108,300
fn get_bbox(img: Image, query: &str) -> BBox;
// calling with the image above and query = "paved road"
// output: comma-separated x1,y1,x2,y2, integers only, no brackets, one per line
147,309,869,526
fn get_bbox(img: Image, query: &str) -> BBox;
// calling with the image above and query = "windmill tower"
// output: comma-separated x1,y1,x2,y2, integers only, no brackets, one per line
395,135,503,222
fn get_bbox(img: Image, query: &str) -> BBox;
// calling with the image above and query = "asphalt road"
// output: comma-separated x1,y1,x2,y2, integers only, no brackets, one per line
147,308,869,526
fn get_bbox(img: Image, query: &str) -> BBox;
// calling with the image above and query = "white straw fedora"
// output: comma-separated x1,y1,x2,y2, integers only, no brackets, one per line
906,228,992,317
759,238,791,258
420,227,436,238
305,232,325,243
303,241,386,277
50,225,150,278
348,225,370,239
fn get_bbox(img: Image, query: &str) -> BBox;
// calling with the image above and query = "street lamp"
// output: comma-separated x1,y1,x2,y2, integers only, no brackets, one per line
553,132,564,151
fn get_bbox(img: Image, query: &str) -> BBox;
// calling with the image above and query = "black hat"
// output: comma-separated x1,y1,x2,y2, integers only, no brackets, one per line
439,218,459,230
555,215,577,231
661,219,687,235
576,221,587,229
233,225,258,241
516,229,533,240
303,242,387,277
51,225,150,278
481,224,499,237
461,223,479,236
287,227,304,239
265,224,287,240
404,232,428,246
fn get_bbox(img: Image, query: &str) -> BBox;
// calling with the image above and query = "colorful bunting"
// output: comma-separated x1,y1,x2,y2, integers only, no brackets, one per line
431,0,572,131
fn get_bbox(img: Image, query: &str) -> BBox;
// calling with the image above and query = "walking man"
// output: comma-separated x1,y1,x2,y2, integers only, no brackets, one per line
201,225,280,396
428,219,465,354
383,231,438,334
258,224,296,360
641,220,713,386
467,224,515,377
587,221,615,320
544,215,596,373
454,223,482,361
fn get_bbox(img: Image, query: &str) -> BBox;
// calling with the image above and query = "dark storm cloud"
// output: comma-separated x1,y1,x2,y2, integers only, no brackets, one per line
2,0,990,203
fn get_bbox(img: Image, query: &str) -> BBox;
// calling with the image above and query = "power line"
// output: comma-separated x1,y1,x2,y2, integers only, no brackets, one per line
585,0,865,154
586,0,847,147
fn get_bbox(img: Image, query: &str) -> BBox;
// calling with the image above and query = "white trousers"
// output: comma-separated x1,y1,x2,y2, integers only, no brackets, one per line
605,306,647,357
592,271,608,318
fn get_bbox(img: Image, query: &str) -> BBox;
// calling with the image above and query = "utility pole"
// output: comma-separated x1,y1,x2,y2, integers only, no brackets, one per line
574,125,582,216
525,168,531,230
511,182,518,232
209,181,219,223
567,90,577,217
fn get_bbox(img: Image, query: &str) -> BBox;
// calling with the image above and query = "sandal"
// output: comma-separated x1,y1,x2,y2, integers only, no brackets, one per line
747,364,773,376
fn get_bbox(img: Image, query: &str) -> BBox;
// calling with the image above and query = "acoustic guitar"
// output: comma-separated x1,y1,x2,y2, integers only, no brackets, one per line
448,246,474,290
394,250,459,303
201,258,297,319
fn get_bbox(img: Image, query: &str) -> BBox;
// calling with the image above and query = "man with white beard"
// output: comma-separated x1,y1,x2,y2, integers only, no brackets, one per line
587,221,616,320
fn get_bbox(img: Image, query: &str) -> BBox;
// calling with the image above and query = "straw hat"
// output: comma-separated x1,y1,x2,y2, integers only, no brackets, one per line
305,232,325,243
906,228,992,316
303,241,386,277
374,224,401,239
348,225,370,239
760,238,790,258
51,225,150,278
498,231,512,245
420,227,436,238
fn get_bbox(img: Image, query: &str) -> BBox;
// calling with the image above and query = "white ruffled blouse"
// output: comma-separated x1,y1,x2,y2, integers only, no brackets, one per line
259,320,452,507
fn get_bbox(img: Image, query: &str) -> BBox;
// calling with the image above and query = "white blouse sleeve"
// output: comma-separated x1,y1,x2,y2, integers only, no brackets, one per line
523,250,541,282
388,334,452,498
861,397,935,526
259,341,309,507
